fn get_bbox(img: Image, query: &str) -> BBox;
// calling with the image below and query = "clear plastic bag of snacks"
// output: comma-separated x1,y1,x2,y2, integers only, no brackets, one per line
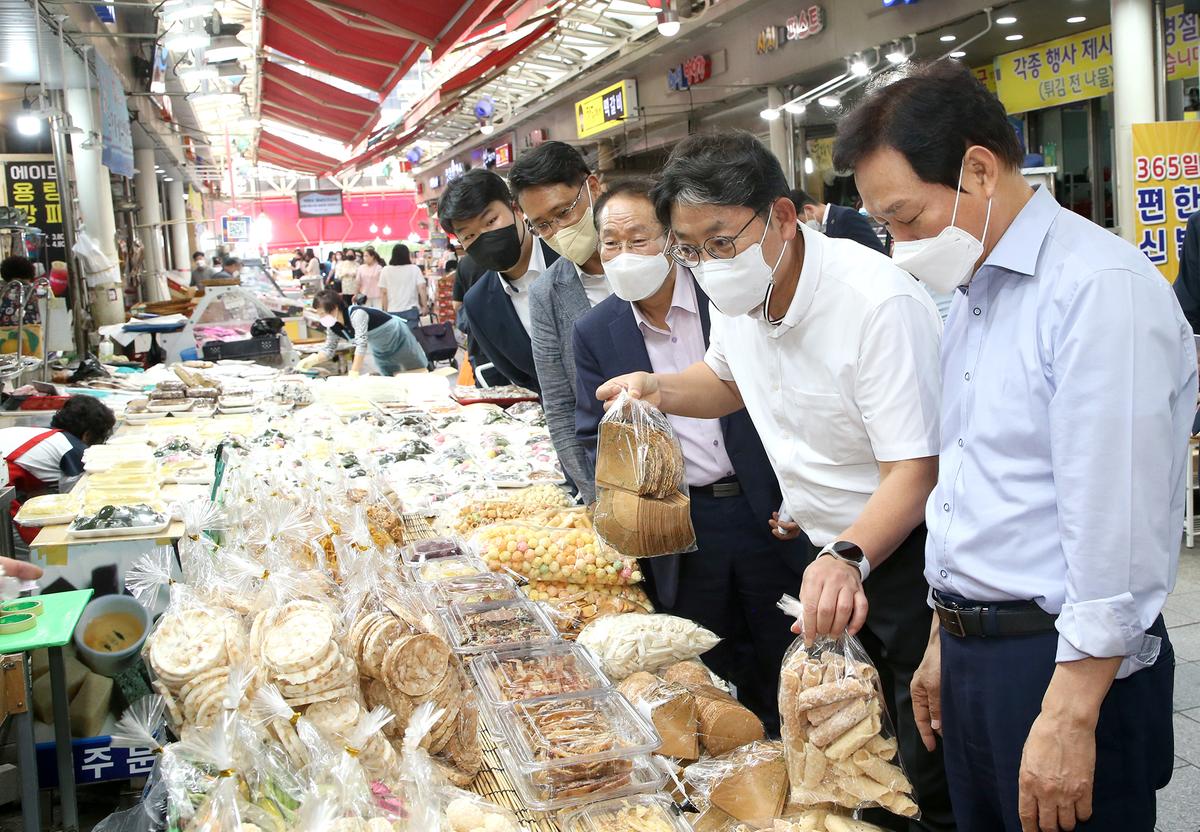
776,595,919,819
592,391,695,557
471,522,642,587
576,612,720,681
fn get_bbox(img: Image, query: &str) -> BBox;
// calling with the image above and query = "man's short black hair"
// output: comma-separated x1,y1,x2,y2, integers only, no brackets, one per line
0,255,35,282
444,258,458,271
51,395,115,444
191,250,205,260
439,170,512,235
593,177,659,228
508,141,590,198
222,255,241,268
833,59,1023,189
791,189,819,208
651,131,790,229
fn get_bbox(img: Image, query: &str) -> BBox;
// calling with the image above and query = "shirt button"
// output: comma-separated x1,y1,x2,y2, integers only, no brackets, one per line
957,438,964,447
940,569,949,578
671,337,678,343
973,307,981,316
964,372,971,381
712,440,719,447
943,502,950,512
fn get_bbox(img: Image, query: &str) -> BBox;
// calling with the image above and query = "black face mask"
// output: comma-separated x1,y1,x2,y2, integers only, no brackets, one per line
466,211,526,273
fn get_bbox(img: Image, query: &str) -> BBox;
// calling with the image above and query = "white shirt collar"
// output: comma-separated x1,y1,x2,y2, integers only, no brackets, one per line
499,238,547,297
763,222,824,337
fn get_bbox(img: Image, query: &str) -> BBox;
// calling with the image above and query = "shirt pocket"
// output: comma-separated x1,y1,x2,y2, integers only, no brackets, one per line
785,389,873,466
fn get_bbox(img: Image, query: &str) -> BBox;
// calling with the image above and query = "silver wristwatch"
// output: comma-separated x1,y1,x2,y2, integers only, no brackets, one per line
818,540,871,582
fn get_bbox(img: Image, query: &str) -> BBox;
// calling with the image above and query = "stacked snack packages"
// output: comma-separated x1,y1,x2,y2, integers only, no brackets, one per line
592,392,697,557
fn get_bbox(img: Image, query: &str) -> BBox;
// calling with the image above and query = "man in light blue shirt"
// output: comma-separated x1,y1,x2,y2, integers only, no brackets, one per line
836,59,1195,831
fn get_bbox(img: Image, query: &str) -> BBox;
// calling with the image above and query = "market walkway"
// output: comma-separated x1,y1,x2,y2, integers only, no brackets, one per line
1159,543,1200,832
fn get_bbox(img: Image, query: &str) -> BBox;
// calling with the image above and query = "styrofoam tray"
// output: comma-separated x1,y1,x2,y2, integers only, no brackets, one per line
14,511,78,527
67,515,171,539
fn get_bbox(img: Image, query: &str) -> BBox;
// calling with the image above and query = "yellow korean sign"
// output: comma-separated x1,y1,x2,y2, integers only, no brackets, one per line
994,25,1113,114
1131,121,1200,281
972,64,996,94
575,79,637,140
1166,4,1199,82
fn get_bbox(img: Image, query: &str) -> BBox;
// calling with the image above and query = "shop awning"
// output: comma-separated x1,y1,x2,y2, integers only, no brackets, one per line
261,0,513,97
404,17,556,133
259,62,376,145
257,130,342,174
334,127,423,175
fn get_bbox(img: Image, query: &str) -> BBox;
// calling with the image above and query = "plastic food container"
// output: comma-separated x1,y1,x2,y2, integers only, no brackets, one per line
14,493,80,526
439,598,560,655
496,688,660,770
430,572,520,606
401,536,469,565
409,554,489,583
498,746,667,813
470,642,610,706
68,504,170,539
558,794,693,832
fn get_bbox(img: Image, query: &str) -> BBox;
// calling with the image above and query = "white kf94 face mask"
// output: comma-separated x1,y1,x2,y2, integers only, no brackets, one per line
603,252,673,302
892,158,993,295
693,204,789,318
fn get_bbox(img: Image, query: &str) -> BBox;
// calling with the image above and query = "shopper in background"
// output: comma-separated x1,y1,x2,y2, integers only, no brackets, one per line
357,249,384,308
190,251,213,286
596,131,951,831
574,178,808,731
836,59,1191,831
297,289,427,377
791,188,885,253
440,168,560,392
212,255,242,282
303,247,321,280
325,251,342,290
0,395,115,544
380,244,427,325
510,141,613,503
337,248,360,306
1174,210,1200,332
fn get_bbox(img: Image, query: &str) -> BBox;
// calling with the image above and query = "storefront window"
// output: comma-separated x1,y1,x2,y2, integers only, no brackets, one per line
1026,97,1115,228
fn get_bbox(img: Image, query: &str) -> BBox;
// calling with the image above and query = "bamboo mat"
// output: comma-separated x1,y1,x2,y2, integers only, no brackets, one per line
400,511,563,831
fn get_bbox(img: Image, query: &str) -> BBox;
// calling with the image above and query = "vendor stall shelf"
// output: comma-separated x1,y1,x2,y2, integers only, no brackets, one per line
159,284,298,365
0,588,93,832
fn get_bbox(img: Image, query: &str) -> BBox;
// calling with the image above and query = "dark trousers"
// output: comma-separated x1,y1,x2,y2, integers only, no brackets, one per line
647,489,805,735
941,615,1175,832
845,527,955,832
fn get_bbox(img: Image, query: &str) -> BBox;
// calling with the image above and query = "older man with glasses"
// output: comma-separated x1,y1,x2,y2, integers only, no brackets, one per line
595,131,953,831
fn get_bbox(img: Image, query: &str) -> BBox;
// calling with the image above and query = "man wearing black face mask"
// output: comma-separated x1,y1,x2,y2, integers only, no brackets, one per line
440,169,561,391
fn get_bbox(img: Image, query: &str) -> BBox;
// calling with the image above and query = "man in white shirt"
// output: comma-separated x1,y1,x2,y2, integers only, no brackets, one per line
596,131,952,829
510,141,613,503
835,59,1189,832
439,169,562,392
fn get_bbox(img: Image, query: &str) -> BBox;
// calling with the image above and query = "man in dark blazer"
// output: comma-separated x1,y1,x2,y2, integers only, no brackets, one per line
793,188,886,253
440,169,560,391
572,179,809,732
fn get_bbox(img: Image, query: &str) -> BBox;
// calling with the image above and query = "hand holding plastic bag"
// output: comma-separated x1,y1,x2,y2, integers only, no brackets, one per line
776,595,919,819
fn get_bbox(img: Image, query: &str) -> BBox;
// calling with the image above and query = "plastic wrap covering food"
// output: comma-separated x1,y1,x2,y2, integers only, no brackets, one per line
654,661,765,757
616,673,701,762
402,536,470,565
472,523,642,587
470,642,610,706
439,598,561,655
684,741,790,825
430,573,521,606
777,595,919,819
523,581,655,639
592,391,696,556
493,689,664,811
410,554,490,583
576,613,720,680
13,492,80,526
441,486,575,536
71,502,168,536
559,794,693,832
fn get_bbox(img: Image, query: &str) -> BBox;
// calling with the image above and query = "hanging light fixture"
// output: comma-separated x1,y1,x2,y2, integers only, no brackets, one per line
783,100,806,115
759,108,780,121
818,94,841,109
849,54,870,77
160,0,215,22
382,225,392,236
884,41,907,64
656,0,681,36
16,91,42,136
163,17,210,52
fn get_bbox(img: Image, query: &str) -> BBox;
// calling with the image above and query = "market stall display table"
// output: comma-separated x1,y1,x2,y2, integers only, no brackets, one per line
0,588,93,832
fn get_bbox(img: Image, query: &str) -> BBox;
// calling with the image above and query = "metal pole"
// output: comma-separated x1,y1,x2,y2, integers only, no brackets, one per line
1152,0,1168,120
49,88,89,355
47,646,79,832
13,655,40,832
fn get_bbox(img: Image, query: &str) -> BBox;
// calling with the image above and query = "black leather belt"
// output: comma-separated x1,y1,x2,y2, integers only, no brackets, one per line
691,476,741,498
933,590,1058,638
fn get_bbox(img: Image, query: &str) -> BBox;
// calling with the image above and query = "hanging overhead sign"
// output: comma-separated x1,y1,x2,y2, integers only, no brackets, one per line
296,189,344,218
756,5,825,54
222,215,251,243
1132,121,1200,281
993,25,1113,113
1165,4,1199,81
94,52,134,178
3,158,64,264
575,80,637,139
667,54,712,91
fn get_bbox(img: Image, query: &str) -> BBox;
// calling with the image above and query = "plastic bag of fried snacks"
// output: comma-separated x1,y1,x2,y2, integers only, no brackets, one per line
776,595,919,820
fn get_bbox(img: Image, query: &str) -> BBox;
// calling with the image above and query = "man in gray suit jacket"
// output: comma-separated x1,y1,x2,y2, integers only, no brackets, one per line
510,142,613,503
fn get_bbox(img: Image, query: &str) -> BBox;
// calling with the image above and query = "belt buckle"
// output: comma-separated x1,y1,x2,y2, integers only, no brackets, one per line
711,481,739,498
938,604,967,638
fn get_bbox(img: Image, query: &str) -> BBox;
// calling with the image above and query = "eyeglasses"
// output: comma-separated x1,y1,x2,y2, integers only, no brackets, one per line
599,233,667,256
666,211,762,268
531,180,589,237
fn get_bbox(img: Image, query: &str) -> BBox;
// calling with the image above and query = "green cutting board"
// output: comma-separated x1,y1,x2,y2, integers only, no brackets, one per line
0,589,93,653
